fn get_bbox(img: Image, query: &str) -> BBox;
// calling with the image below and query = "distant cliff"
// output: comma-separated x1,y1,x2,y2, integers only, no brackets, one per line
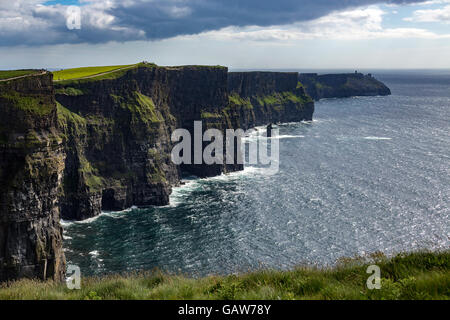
226,72,314,129
0,73,65,282
0,64,314,282
298,73,391,101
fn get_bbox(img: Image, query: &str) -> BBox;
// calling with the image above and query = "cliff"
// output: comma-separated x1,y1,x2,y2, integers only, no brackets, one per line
0,64,314,282
0,73,65,282
227,72,314,129
55,65,182,219
54,65,235,218
55,66,314,218
298,73,391,101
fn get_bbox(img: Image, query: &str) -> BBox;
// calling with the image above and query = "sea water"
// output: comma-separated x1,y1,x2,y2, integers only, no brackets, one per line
63,71,450,277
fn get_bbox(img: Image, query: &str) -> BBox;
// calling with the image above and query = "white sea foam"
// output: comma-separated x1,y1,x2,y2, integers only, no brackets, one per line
364,136,392,140
168,166,266,207
89,250,100,257
61,206,138,226
253,125,267,132
243,133,304,141
167,178,200,207
269,135,305,139
60,219,75,227
72,214,103,224
211,166,265,181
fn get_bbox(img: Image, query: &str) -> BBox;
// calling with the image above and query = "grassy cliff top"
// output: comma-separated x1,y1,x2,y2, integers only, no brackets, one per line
0,251,448,300
0,70,40,80
52,64,138,81
52,63,227,87
52,63,227,83
163,65,227,70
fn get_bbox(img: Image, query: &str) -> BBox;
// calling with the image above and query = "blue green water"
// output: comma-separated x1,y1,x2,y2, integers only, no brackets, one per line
63,72,450,277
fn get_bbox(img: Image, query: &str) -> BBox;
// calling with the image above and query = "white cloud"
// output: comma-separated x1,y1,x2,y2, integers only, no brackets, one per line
404,4,450,23
1,0,450,46
184,6,450,42
385,0,450,7
0,0,144,45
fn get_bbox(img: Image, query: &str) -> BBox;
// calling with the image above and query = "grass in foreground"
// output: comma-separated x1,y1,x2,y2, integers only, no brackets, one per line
0,251,448,300
0,70,37,80
52,65,135,81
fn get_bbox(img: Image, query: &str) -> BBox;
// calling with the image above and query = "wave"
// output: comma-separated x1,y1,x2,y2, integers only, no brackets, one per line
168,166,267,207
243,134,305,141
89,250,100,257
364,136,392,140
167,178,200,207
61,206,139,227
269,135,305,139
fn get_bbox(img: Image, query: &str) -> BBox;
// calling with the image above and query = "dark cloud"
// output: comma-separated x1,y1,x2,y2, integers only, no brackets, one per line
0,0,428,46
111,0,424,40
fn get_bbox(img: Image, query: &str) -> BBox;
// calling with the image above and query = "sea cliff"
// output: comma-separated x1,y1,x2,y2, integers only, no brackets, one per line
0,72,65,282
0,64,314,281
227,72,314,129
298,72,391,100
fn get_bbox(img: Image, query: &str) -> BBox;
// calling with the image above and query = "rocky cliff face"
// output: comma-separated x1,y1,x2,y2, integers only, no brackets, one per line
0,65,315,282
55,67,315,213
55,65,182,220
298,73,391,101
226,72,315,129
55,65,234,219
0,73,65,282
228,72,299,97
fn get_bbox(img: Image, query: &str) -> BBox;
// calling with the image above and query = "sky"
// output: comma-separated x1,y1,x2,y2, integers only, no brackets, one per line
0,0,450,70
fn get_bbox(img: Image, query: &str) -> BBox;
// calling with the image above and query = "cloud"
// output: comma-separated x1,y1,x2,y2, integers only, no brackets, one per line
0,0,437,46
186,6,450,42
404,4,450,22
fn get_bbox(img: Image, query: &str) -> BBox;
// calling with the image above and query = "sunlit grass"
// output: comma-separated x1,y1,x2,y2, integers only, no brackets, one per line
0,70,37,80
52,65,135,81
0,251,448,300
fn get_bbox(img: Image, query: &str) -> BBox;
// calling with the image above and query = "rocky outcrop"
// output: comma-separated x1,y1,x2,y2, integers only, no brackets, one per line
298,73,391,101
0,73,65,282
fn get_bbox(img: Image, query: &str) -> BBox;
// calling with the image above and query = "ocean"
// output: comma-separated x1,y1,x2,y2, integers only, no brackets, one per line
63,71,450,277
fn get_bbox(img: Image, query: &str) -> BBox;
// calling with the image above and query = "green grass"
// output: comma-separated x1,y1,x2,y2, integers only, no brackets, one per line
201,111,222,119
55,87,86,96
52,65,136,81
0,91,53,116
56,102,86,129
0,251,448,300
229,94,254,109
257,92,312,106
0,70,36,80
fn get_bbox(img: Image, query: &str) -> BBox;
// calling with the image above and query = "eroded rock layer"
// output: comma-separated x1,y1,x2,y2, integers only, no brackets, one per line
0,73,65,282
